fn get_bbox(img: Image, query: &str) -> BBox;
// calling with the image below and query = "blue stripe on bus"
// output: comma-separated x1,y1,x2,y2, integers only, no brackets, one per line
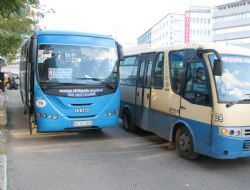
121,101,250,159
37,35,116,47
35,30,112,39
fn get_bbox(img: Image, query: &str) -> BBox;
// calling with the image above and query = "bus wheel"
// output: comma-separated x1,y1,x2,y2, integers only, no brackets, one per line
122,109,135,132
175,127,198,160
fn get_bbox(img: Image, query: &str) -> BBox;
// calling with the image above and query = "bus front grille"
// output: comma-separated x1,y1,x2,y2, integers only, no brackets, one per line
67,115,96,119
70,103,92,106
242,128,250,138
243,140,250,151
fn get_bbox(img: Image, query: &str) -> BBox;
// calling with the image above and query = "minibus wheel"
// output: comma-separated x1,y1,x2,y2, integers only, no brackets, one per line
175,127,198,160
122,109,135,132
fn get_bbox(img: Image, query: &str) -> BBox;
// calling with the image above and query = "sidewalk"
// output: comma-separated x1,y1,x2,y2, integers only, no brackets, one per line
0,92,8,190
0,92,7,129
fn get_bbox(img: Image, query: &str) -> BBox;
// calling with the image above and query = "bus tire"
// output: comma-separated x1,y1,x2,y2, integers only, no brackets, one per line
122,109,136,132
175,127,198,160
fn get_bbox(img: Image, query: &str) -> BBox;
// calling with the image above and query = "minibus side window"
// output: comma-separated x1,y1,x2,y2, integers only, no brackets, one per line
120,56,138,86
145,60,153,88
137,60,146,87
169,51,184,94
153,52,164,89
184,61,211,106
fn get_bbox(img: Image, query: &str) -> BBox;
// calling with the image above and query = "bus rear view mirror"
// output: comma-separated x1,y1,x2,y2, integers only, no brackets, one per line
116,42,124,61
213,59,223,76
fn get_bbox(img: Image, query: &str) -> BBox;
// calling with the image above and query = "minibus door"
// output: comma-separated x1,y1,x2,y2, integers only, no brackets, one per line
135,54,147,127
142,53,155,130
135,53,155,128
180,53,212,145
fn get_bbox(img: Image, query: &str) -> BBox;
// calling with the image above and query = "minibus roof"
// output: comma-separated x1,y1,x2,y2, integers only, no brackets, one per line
124,43,250,57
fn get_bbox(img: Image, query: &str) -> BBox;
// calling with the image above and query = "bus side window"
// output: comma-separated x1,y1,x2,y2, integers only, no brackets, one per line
137,60,146,87
145,60,153,88
153,52,164,89
120,56,138,86
184,61,211,106
169,51,184,94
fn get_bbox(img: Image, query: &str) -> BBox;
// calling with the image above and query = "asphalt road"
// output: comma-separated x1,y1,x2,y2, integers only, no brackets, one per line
6,90,250,190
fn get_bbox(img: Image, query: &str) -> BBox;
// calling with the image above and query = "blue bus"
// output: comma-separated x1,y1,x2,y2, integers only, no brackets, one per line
20,30,123,134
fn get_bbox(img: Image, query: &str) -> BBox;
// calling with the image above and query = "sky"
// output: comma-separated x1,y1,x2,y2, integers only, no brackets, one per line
39,0,232,46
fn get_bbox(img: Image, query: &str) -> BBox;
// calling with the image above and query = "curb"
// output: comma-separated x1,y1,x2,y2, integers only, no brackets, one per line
0,92,7,129
0,92,8,190
0,154,7,190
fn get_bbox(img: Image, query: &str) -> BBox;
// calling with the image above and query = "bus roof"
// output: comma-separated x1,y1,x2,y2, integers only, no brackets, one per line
124,43,250,56
33,30,114,40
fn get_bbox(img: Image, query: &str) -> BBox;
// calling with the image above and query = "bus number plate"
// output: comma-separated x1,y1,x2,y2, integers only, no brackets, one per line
73,120,92,127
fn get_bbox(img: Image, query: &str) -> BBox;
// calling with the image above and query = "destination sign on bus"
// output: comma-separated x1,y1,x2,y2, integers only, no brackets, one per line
222,56,250,64
59,88,104,97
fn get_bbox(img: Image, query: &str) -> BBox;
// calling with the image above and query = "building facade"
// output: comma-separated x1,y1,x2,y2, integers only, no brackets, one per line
213,0,250,48
186,7,212,44
137,7,212,47
137,29,151,45
150,13,184,47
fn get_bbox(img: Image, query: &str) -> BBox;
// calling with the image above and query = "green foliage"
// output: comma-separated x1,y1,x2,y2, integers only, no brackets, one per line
0,0,39,18
0,0,52,62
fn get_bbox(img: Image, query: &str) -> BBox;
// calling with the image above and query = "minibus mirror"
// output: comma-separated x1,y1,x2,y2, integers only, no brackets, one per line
116,42,124,61
213,59,223,76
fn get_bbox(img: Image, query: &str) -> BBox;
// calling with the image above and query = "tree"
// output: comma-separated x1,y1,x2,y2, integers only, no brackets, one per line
0,0,39,18
0,0,53,63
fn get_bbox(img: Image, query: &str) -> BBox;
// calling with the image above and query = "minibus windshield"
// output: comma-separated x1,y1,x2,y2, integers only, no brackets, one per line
37,44,118,85
209,54,250,103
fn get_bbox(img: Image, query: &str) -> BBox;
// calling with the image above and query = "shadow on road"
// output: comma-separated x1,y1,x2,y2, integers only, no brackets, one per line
8,91,250,168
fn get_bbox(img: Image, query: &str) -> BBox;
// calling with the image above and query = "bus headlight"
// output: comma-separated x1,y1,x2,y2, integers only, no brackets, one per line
220,128,242,137
53,115,58,119
104,109,119,117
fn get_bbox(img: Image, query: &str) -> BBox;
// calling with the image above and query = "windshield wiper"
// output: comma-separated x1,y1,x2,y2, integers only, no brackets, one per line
74,77,116,90
226,98,250,108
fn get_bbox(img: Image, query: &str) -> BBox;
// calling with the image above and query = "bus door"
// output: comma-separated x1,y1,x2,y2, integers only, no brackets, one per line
25,39,35,134
135,53,155,128
179,49,213,145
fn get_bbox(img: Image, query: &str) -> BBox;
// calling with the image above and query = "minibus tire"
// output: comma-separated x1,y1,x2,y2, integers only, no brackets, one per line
122,109,135,132
175,127,198,160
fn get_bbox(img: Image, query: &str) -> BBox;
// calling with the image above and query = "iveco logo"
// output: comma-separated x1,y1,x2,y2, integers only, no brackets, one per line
75,108,89,113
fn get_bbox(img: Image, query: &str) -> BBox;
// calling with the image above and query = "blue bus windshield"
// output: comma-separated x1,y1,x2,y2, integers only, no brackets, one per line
37,44,118,85
209,54,250,102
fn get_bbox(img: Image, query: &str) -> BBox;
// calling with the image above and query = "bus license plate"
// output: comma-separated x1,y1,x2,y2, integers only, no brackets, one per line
73,120,92,127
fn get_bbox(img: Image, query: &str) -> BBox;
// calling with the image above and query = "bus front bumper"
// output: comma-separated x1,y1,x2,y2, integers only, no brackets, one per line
209,134,250,159
197,126,250,159
36,113,119,133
